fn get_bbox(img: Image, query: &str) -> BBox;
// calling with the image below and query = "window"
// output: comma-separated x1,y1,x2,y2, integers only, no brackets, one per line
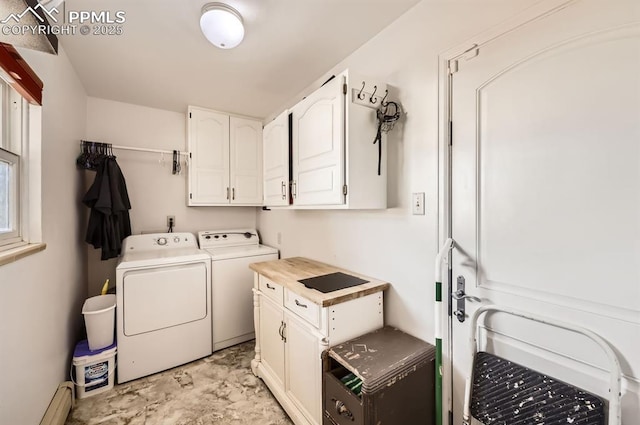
0,43,43,259
0,148,20,244
0,80,22,247
0,78,29,250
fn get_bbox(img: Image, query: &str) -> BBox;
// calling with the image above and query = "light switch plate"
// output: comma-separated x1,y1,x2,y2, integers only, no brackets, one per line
412,193,425,215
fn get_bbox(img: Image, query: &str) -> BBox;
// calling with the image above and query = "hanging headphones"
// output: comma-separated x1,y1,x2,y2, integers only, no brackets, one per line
373,101,402,175
377,101,401,132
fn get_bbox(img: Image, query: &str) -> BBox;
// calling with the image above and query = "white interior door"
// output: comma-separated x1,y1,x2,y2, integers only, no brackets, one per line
449,1,640,423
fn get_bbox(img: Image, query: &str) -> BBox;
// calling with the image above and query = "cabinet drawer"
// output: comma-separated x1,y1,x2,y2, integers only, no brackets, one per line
259,276,283,304
323,369,363,425
284,290,320,328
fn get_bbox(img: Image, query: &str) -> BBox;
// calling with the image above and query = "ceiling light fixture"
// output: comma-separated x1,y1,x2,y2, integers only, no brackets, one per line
200,3,245,49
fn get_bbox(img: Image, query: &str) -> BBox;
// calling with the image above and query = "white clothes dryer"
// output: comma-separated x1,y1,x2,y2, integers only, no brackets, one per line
116,232,212,383
198,229,278,352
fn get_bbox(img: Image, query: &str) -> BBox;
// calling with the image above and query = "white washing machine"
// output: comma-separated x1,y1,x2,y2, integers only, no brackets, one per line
116,232,212,383
198,229,278,352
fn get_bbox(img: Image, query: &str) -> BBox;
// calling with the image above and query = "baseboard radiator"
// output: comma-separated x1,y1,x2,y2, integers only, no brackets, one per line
40,382,74,425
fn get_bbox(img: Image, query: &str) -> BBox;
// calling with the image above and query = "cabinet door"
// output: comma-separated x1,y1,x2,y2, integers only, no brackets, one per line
188,108,230,205
285,311,322,425
230,117,263,205
291,76,345,206
259,295,285,388
263,111,290,206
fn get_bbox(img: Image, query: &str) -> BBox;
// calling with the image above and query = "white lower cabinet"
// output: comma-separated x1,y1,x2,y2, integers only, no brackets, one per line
259,295,285,388
285,311,322,423
251,273,384,425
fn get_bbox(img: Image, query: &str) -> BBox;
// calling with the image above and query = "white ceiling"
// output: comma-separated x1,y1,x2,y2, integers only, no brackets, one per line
60,0,421,118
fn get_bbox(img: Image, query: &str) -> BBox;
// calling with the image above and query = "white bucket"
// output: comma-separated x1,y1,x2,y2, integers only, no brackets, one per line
82,294,116,351
72,340,117,399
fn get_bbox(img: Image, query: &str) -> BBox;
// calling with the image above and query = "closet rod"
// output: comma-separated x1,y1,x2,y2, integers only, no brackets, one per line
111,145,188,155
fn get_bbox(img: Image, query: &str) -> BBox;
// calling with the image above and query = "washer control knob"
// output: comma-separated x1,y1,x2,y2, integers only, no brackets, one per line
173,237,180,243
157,237,168,246
205,235,211,239
214,235,219,239
222,234,227,238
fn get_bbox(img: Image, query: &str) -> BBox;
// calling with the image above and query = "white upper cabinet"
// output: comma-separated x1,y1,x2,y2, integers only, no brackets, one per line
188,108,230,205
263,111,290,207
230,117,263,205
291,76,345,206
275,70,387,209
188,106,263,206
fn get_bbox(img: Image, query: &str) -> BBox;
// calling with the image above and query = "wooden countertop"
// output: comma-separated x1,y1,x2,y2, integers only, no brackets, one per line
249,257,390,307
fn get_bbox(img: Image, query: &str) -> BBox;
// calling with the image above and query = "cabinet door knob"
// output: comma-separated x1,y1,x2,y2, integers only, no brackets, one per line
281,181,286,200
226,187,230,200
232,187,235,200
332,399,354,420
266,283,275,290
292,181,297,197
294,299,308,309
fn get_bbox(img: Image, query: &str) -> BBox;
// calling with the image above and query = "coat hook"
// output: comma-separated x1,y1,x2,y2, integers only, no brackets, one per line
381,89,389,106
357,81,366,100
369,85,378,104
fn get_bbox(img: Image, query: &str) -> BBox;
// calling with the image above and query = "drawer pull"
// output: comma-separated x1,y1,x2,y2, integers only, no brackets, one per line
266,283,276,290
295,299,308,308
332,399,354,421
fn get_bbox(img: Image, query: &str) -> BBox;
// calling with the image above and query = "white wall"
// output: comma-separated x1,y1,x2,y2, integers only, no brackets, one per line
84,98,257,295
257,0,538,342
0,47,88,425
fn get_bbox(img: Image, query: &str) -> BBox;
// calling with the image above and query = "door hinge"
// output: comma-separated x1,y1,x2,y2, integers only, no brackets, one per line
343,184,348,196
189,193,192,199
448,410,453,425
189,112,191,118
449,44,480,74
448,121,453,146
189,152,192,159
343,83,347,95
448,59,459,74
462,44,479,61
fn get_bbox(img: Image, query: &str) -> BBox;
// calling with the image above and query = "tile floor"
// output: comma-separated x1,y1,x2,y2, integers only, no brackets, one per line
66,341,293,425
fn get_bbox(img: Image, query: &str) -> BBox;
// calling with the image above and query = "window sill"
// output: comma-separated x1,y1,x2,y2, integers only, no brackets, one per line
0,242,46,267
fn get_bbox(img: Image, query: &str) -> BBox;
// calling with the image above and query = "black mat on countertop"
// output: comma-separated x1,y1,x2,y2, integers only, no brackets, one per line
298,272,369,293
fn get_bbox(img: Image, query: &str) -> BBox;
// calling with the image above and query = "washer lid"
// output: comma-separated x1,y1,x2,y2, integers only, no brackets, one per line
117,247,211,269
206,244,278,261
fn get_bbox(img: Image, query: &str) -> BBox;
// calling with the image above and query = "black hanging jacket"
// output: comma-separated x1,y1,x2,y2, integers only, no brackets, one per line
83,156,132,260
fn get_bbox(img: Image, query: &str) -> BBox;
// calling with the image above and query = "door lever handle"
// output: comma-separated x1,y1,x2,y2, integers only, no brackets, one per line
451,290,481,303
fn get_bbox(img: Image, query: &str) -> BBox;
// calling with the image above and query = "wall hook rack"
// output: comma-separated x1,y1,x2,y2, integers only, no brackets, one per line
351,81,394,111
381,89,389,106
369,85,378,104
357,81,366,100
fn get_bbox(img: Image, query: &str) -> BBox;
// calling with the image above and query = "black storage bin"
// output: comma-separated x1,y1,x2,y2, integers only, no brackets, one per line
322,326,436,425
